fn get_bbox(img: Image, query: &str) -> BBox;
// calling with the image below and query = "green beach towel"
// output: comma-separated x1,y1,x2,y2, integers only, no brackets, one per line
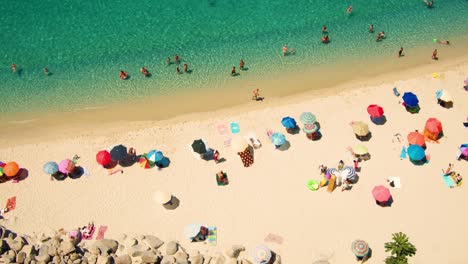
216,173,229,186
207,226,217,246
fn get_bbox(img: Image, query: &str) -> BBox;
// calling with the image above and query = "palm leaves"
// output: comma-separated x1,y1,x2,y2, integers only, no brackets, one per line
384,232,417,264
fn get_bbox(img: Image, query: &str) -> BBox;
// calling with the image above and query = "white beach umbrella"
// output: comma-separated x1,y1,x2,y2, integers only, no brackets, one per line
437,89,453,102
153,191,172,204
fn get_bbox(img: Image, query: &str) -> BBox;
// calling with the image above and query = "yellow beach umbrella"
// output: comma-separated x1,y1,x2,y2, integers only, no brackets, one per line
232,136,249,153
353,145,369,155
153,191,172,204
351,122,370,136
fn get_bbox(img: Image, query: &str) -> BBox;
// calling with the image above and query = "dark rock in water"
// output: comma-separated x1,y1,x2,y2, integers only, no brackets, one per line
114,254,132,264
165,241,178,255
143,235,164,249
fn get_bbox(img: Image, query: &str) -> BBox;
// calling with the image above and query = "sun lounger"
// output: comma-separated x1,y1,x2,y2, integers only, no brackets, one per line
246,132,262,149
327,175,336,193
207,226,217,246
230,122,240,134
96,225,108,240
393,87,400,97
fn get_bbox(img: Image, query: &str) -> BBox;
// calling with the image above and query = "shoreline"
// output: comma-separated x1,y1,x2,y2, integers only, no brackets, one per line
2,42,468,147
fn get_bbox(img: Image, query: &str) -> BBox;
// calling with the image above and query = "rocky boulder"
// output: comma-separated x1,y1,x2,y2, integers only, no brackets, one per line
16,251,27,264
60,241,76,255
114,254,132,264
143,235,164,249
128,244,150,257
141,251,159,263
226,245,245,258
174,251,189,264
165,241,178,255
160,255,176,264
93,239,119,254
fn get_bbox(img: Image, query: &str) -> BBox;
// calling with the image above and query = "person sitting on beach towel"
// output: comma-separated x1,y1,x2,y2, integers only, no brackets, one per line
216,171,229,186
81,222,95,239
191,226,209,242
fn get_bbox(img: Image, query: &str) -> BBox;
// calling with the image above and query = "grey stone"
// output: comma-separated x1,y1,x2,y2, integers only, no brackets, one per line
96,255,111,264
141,251,158,263
114,254,132,264
189,253,204,264
117,233,127,241
142,235,164,249
20,244,36,256
73,259,82,264
60,241,76,255
128,244,150,257
87,255,98,264
161,255,176,264
52,255,61,263
212,255,226,264
70,253,80,261
2,249,16,262
93,239,119,254
225,244,245,259
88,245,101,255
38,245,50,256
137,234,145,241
35,253,51,263
129,238,138,246
202,256,212,264
226,259,238,264
165,241,178,255
174,251,189,263
16,251,27,263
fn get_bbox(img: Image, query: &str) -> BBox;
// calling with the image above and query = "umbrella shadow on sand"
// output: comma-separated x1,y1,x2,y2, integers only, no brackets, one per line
355,133,372,142
69,166,84,179
278,141,291,151
156,157,171,169
163,196,180,210
14,169,29,182
119,155,138,167
370,116,387,125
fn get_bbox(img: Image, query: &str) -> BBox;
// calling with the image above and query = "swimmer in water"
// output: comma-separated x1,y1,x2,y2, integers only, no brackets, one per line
369,24,374,33
231,66,237,76
438,40,450,45
174,54,180,64
140,67,150,77
322,25,328,33
44,67,50,76
166,57,171,65
424,0,434,7
183,63,188,73
176,66,181,74
282,44,288,56
240,59,245,70
346,5,353,14
11,64,16,74
321,35,330,43
119,70,128,80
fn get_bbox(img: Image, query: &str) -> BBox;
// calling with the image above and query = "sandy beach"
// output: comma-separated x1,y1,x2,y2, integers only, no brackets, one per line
1,55,467,263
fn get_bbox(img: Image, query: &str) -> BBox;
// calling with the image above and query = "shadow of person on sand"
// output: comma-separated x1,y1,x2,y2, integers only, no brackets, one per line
156,157,171,169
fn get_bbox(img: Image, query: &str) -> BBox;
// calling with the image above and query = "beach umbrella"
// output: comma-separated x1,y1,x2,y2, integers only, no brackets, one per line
367,104,384,118
3,162,20,177
191,139,207,154
270,132,286,146
139,156,152,169
184,224,202,240
110,144,127,161
153,191,172,204
43,162,59,175
460,144,468,156
0,167,3,177
147,150,164,163
425,118,442,134
300,112,317,124
407,131,425,147
407,145,425,161
252,245,272,264
341,166,356,180
281,116,297,129
58,159,75,174
232,136,249,153
372,185,391,203
353,145,368,155
303,123,319,134
436,89,453,102
351,122,370,136
96,150,111,166
351,240,370,257
402,92,419,107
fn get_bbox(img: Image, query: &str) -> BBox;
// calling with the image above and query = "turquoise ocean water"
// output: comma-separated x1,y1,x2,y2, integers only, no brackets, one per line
1,0,467,114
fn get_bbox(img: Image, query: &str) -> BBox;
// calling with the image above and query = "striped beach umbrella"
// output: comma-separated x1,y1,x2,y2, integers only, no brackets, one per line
270,132,286,146
252,245,272,264
351,240,369,257
303,123,318,134
300,112,317,124
341,166,356,180
43,162,59,175
139,156,152,169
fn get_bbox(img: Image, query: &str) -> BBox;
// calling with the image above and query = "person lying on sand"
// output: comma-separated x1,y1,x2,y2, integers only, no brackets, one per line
442,163,454,175
0,207,8,216
437,40,450,45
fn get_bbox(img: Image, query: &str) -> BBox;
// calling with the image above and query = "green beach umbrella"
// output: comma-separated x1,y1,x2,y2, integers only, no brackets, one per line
300,112,317,124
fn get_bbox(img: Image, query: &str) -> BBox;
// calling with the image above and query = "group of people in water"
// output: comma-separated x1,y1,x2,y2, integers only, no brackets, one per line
119,54,191,80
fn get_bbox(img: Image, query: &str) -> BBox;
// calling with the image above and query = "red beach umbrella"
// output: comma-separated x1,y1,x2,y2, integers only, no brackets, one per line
96,150,112,166
424,118,443,140
3,162,20,177
407,131,425,147
367,104,384,118
372,185,391,203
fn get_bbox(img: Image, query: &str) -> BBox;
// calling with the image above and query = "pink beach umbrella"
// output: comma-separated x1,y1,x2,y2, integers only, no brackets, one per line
367,104,384,118
372,185,391,203
59,159,75,174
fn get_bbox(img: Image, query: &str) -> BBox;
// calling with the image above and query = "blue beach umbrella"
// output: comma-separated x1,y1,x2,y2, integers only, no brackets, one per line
402,92,419,107
407,145,425,161
270,132,286,146
43,162,59,175
281,117,297,129
147,150,164,163
300,112,317,124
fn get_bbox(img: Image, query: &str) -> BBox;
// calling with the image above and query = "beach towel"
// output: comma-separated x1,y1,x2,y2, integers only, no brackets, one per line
400,146,407,159
217,124,228,135
238,148,254,167
327,175,336,193
207,226,217,246
95,225,108,240
82,226,96,240
442,174,455,188
230,122,240,134
223,137,232,147
393,87,400,97
216,173,229,186
6,196,16,211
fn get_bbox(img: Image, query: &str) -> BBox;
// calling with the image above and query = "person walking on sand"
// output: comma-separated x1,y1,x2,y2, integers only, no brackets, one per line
353,160,359,171
252,88,260,100
119,70,128,80
442,163,453,175
369,24,374,33
322,25,328,33
231,66,237,76
432,49,438,60
11,64,16,74
398,47,404,57
240,59,245,70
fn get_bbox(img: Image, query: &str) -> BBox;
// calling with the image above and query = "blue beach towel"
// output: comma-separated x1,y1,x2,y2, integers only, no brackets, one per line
442,174,454,188
400,146,407,159
393,87,400,97
230,122,240,134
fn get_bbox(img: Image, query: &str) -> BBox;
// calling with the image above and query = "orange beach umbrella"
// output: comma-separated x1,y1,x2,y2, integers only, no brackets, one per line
407,131,425,147
3,162,20,177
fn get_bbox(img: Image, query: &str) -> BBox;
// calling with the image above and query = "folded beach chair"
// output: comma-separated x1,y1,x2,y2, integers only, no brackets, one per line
246,132,262,149
327,175,336,193
230,122,240,134
393,87,400,97
96,225,108,240
207,226,217,246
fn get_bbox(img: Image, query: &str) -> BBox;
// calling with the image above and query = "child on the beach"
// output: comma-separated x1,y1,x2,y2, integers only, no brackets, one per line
213,150,220,163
